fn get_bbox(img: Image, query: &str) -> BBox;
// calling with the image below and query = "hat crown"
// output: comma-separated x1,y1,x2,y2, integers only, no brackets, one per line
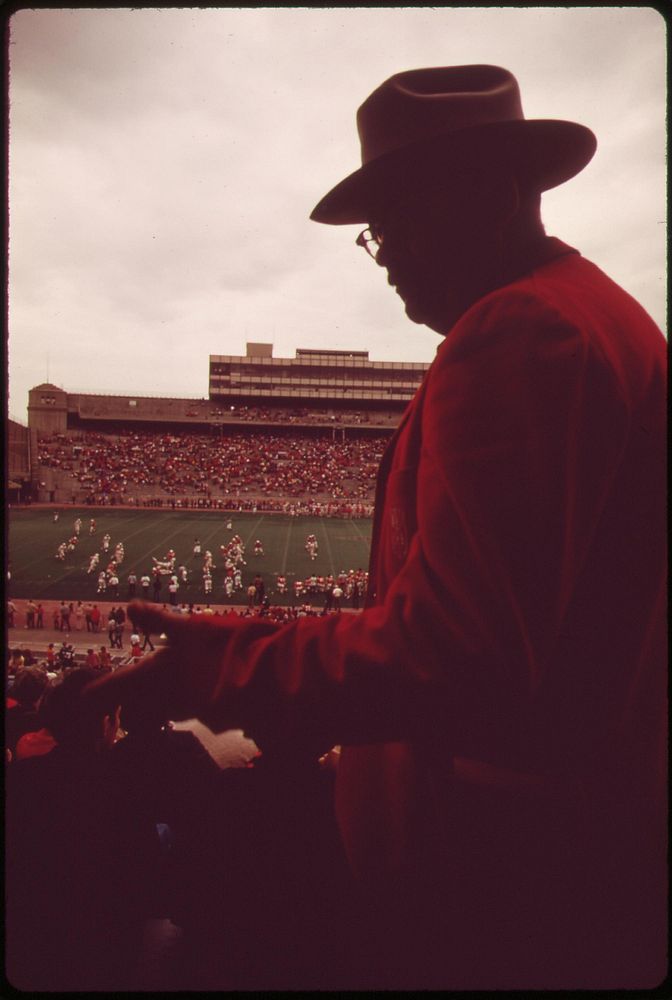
357,65,525,165
311,63,596,224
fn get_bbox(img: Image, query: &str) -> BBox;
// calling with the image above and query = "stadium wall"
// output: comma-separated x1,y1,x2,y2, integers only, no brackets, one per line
7,419,37,501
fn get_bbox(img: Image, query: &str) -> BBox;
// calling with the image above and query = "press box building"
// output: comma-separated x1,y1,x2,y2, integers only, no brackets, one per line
208,342,428,410
27,344,430,437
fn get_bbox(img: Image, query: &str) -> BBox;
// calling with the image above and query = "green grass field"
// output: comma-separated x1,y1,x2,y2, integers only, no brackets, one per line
7,508,372,605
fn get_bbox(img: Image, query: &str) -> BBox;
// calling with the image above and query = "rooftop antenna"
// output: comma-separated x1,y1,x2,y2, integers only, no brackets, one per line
46,350,50,383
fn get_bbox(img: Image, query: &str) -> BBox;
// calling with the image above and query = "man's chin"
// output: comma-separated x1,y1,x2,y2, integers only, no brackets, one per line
401,293,444,331
401,287,473,334
404,305,424,325
399,292,429,325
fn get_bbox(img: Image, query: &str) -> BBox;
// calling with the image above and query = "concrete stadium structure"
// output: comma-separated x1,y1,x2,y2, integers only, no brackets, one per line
209,342,427,407
19,345,430,505
27,345,428,438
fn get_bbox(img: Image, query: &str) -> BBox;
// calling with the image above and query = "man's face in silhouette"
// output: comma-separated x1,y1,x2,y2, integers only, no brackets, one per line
372,175,509,335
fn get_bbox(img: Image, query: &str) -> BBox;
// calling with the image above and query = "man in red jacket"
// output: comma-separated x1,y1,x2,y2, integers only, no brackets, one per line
83,66,666,989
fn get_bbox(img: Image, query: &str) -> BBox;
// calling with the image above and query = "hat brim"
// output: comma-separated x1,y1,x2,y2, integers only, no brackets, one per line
310,119,596,225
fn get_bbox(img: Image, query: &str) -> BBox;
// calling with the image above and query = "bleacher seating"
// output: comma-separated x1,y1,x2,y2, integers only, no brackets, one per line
36,428,384,514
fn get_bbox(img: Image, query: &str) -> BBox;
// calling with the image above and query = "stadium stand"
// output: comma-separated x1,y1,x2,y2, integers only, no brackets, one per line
35,430,385,510
22,343,430,506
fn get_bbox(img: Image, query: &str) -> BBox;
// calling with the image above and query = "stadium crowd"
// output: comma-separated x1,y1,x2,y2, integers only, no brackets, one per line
37,430,386,508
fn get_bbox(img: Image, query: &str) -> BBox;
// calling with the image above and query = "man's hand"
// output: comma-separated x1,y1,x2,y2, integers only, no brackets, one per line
81,600,337,757
80,602,238,727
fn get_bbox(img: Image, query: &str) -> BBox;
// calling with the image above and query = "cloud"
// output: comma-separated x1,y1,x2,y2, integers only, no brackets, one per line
7,7,666,423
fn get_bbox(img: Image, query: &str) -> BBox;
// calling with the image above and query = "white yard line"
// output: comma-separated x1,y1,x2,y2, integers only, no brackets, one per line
319,518,337,578
280,516,293,575
243,515,265,550
349,518,372,545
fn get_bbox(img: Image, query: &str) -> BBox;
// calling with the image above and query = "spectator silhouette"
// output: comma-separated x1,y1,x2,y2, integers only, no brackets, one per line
6,666,50,759
81,65,666,990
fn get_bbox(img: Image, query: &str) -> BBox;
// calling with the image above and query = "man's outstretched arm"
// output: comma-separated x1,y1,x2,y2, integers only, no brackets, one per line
81,293,614,762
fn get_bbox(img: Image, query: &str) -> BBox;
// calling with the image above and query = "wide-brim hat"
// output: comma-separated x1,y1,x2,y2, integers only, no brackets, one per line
310,65,597,225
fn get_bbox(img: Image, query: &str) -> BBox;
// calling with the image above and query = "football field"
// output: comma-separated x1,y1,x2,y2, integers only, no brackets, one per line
7,508,373,604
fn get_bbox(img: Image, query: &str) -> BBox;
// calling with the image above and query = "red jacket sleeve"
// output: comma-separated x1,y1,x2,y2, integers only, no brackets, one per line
193,283,660,762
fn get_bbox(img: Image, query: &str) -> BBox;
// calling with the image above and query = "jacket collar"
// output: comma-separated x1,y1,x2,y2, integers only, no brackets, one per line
500,234,578,286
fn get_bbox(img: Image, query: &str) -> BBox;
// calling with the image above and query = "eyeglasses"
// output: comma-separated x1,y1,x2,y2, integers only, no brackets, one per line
356,227,383,262
356,185,458,262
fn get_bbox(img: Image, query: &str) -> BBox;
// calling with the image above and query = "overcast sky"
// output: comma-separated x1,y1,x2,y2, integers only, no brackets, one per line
7,6,666,424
